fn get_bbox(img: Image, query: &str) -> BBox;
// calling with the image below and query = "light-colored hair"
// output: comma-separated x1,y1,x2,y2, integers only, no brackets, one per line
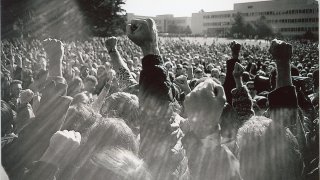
88,147,152,180
236,116,303,180
101,92,140,132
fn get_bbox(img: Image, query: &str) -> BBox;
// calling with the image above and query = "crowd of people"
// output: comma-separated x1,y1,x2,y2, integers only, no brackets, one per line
1,18,319,180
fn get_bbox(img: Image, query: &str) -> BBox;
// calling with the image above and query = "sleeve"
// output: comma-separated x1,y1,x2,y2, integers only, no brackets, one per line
223,58,240,105
231,85,254,125
268,86,307,153
24,161,58,180
116,66,137,89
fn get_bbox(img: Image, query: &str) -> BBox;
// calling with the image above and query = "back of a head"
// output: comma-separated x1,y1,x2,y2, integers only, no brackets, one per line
75,147,152,180
86,117,139,154
67,77,83,97
237,116,303,180
100,92,139,131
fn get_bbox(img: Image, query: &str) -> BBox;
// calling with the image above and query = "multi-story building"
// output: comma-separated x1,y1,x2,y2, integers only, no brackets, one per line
191,0,318,37
127,13,191,33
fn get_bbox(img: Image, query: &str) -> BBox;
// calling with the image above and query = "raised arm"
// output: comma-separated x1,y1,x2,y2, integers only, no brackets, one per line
267,39,306,148
127,19,160,57
231,62,254,125
104,37,137,87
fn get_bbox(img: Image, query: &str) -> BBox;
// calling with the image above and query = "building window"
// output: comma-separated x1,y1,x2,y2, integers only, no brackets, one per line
248,5,253,9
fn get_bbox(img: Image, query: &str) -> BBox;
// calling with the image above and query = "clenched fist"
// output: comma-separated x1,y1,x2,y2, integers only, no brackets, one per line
184,78,226,138
127,18,159,56
43,38,64,61
40,130,81,167
104,37,118,52
269,39,292,61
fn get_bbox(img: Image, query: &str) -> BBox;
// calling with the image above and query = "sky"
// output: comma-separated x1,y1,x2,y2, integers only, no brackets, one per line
123,0,272,17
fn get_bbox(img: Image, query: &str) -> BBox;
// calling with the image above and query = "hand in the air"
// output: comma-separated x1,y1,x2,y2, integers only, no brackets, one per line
184,78,226,138
269,39,292,61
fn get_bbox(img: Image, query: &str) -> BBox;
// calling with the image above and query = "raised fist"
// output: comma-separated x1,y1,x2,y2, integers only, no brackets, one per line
126,18,158,48
269,39,292,61
49,130,81,154
230,41,241,53
233,62,245,78
104,36,118,52
43,38,64,61
184,78,226,138
40,130,81,167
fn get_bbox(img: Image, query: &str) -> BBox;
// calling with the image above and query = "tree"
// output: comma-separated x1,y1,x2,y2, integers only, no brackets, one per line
76,0,126,37
230,12,246,38
254,16,274,39
1,0,127,39
167,24,179,34
184,26,192,34
302,29,318,41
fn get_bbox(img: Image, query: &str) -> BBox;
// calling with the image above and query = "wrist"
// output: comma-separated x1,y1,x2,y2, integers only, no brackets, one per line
141,43,160,56
108,47,117,54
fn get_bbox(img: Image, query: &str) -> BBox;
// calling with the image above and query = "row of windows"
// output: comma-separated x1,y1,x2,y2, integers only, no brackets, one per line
203,22,231,26
280,27,318,32
267,18,318,24
203,8,318,19
203,18,318,27
203,14,231,19
245,8,318,16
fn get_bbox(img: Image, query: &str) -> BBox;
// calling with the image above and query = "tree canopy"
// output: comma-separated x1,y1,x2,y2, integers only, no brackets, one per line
229,13,274,39
1,0,127,39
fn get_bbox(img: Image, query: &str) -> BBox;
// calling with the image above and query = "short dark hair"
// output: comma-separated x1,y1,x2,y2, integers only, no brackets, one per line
84,75,98,86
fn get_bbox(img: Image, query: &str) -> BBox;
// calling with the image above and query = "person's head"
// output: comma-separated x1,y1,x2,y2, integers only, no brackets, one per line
164,62,173,72
211,68,220,79
133,57,139,67
100,92,140,134
175,64,184,76
127,60,134,70
71,92,90,106
206,64,214,72
75,147,152,180
105,62,112,71
20,89,34,105
80,65,89,79
67,77,84,97
246,81,256,98
300,70,307,77
194,68,203,79
219,73,226,84
10,80,22,98
230,41,241,59
85,118,139,154
237,116,303,180
97,65,106,79
83,75,98,93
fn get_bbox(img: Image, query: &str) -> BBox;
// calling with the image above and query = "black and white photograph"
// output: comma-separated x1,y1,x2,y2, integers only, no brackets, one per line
1,0,319,179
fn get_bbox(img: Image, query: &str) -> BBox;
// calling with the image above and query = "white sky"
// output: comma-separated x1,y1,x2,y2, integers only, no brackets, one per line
123,0,272,17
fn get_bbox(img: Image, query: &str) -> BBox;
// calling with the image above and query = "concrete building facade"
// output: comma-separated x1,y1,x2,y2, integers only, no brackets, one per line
127,13,191,33
191,0,319,37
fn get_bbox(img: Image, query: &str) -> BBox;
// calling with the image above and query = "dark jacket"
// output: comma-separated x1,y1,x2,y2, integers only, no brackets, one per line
223,58,240,105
